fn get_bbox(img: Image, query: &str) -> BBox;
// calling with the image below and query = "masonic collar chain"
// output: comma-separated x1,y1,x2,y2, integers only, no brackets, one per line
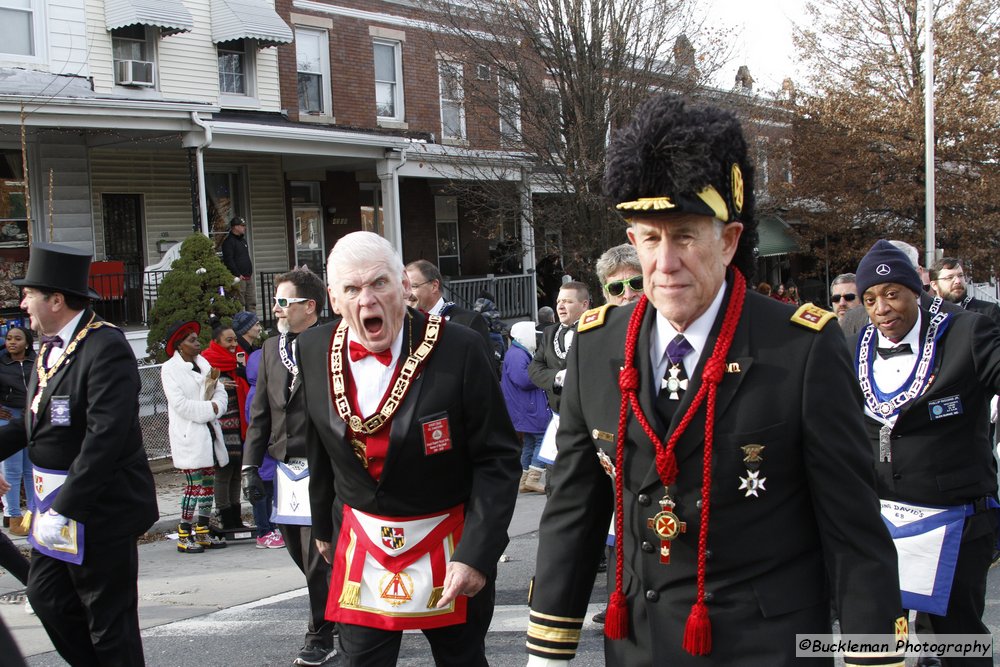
31,315,113,415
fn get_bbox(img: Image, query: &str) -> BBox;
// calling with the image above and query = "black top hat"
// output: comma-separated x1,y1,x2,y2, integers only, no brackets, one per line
12,242,101,300
604,93,758,279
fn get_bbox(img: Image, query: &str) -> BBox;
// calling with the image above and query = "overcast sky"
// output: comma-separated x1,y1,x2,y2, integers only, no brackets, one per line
699,0,806,93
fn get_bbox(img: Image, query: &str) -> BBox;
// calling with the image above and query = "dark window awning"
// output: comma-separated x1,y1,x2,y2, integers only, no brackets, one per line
757,214,799,258
105,0,194,36
211,0,293,49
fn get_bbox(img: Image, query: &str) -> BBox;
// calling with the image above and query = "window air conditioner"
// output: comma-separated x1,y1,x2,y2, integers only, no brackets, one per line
115,60,155,87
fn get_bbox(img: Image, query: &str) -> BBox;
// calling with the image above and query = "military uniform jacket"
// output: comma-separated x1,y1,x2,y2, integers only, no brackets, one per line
0,310,157,537
529,289,903,665
858,308,1000,506
299,310,521,578
528,322,573,413
244,333,311,465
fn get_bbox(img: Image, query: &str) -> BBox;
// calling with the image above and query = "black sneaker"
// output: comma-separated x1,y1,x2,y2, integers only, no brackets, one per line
294,645,337,666
592,609,606,624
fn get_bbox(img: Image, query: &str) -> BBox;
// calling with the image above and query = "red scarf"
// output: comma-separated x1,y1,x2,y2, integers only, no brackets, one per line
201,340,250,439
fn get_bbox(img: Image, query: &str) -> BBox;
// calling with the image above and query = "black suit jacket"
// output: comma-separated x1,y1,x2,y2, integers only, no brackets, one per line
529,289,902,664
299,310,521,577
0,310,157,537
245,333,311,465
963,296,1000,329
528,323,572,413
441,304,492,351
858,308,1000,506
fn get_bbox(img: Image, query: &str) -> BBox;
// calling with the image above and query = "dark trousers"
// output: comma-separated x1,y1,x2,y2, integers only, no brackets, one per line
215,452,243,512
914,511,997,666
280,522,334,649
337,578,495,667
251,480,275,537
0,530,28,585
28,533,144,666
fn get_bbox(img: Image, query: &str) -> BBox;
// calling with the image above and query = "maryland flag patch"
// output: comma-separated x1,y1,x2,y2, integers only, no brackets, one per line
380,526,405,550
790,303,835,332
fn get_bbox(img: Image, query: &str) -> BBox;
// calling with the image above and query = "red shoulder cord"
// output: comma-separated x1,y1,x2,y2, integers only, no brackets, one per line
605,269,746,656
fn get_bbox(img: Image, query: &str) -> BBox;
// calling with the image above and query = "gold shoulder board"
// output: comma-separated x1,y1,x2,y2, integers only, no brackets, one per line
577,304,615,332
790,303,835,332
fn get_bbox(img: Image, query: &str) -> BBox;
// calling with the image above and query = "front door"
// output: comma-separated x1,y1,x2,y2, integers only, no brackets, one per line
101,193,145,323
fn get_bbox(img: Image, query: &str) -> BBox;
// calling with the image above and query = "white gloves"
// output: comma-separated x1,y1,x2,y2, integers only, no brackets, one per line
35,509,70,546
554,369,567,388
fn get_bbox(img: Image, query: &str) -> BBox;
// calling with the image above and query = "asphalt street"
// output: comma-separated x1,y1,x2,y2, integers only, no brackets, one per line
1,490,997,666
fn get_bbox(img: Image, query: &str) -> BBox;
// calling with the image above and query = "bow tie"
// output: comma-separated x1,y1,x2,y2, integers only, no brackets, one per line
40,334,64,348
876,343,913,359
348,341,393,366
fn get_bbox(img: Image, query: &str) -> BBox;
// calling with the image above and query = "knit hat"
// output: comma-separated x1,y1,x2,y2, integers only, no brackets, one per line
232,311,259,337
165,320,200,357
855,240,923,296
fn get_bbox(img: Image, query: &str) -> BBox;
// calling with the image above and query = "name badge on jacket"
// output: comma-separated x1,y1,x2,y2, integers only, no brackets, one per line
421,414,452,455
927,395,962,421
50,396,71,426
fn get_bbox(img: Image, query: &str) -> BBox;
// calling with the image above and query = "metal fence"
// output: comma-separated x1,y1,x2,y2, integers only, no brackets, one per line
88,269,171,327
444,274,535,319
137,363,171,461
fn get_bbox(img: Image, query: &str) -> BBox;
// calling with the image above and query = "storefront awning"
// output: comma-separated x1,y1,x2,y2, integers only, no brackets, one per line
105,0,194,36
757,214,799,258
211,0,293,48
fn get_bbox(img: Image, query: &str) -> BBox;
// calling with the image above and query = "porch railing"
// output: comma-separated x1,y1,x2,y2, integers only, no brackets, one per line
443,274,535,319
86,269,171,327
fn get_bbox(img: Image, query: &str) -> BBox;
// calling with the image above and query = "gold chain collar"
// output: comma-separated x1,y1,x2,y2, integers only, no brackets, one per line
329,314,442,435
31,315,116,414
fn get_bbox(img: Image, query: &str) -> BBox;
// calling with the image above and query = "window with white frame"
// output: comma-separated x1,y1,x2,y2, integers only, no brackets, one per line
296,27,331,116
112,26,156,87
373,39,404,121
438,59,466,142
218,40,255,97
498,74,521,144
0,0,41,57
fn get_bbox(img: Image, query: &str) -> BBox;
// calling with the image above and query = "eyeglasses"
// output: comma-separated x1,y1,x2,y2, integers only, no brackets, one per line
830,293,856,304
604,276,643,298
409,281,432,290
273,296,309,309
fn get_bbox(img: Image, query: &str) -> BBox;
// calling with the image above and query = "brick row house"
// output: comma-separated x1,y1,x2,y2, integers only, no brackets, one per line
0,0,539,352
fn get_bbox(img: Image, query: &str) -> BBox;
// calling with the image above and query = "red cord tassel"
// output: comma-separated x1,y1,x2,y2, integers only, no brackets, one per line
682,600,712,655
603,591,628,640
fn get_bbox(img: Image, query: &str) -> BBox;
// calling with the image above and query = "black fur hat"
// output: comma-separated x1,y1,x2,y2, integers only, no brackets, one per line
604,93,758,279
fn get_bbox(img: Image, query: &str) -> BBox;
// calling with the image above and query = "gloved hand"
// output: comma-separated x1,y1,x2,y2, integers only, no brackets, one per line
554,369,567,388
35,509,70,546
242,466,265,503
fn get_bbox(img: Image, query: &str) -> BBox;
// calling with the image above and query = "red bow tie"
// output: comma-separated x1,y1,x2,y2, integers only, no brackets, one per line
348,341,393,366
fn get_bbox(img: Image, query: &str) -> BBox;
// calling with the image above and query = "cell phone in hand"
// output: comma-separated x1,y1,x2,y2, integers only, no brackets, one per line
236,351,246,365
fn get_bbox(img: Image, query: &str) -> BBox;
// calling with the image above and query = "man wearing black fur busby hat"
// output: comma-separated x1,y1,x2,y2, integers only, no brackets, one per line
853,240,1000,667
526,94,905,666
0,243,157,665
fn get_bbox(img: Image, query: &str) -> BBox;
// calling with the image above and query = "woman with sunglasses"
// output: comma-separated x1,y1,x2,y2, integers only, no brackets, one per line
596,243,643,306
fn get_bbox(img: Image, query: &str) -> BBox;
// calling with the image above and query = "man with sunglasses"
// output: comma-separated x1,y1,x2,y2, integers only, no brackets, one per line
243,268,337,666
597,244,643,306
830,273,861,321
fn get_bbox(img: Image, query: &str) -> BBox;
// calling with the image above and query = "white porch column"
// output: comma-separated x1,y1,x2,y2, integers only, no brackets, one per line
519,166,538,322
376,148,407,256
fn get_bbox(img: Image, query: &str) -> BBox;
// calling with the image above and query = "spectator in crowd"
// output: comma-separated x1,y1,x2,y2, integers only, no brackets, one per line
786,283,802,305
222,217,255,311
232,310,263,356
404,260,494,360
201,324,250,531
596,243,643,306
772,282,790,303
161,321,229,553
0,325,34,536
756,281,772,296
830,273,861,321
243,347,282,550
502,321,552,494
474,289,508,370
929,257,1000,328
537,306,555,327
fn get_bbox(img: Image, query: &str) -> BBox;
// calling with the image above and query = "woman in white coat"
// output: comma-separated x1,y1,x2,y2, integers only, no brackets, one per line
161,321,230,554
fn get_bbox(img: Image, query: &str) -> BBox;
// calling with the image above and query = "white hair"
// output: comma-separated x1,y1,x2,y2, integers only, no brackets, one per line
510,321,537,354
888,240,920,269
326,232,405,288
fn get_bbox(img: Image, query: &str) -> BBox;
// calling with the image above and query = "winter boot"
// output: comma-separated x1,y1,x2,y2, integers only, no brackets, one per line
177,523,205,554
8,516,28,537
522,467,545,494
518,470,530,493
194,519,227,549
231,503,249,529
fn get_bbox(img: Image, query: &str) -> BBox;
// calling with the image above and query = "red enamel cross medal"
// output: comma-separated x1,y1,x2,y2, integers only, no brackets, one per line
646,495,686,564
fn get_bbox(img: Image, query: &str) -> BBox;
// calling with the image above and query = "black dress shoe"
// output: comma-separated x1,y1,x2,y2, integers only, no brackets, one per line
596,555,607,573
592,609,606,624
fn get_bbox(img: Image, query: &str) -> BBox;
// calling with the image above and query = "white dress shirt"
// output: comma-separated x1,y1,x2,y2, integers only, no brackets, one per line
428,297,446,316
866,311,922,425
44,310,86,369
650,281,727,390
346,324,405,417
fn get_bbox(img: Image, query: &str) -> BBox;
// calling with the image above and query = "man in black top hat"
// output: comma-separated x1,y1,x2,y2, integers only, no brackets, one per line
222,217,256,312
526,94,904,666
0,242,158,665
